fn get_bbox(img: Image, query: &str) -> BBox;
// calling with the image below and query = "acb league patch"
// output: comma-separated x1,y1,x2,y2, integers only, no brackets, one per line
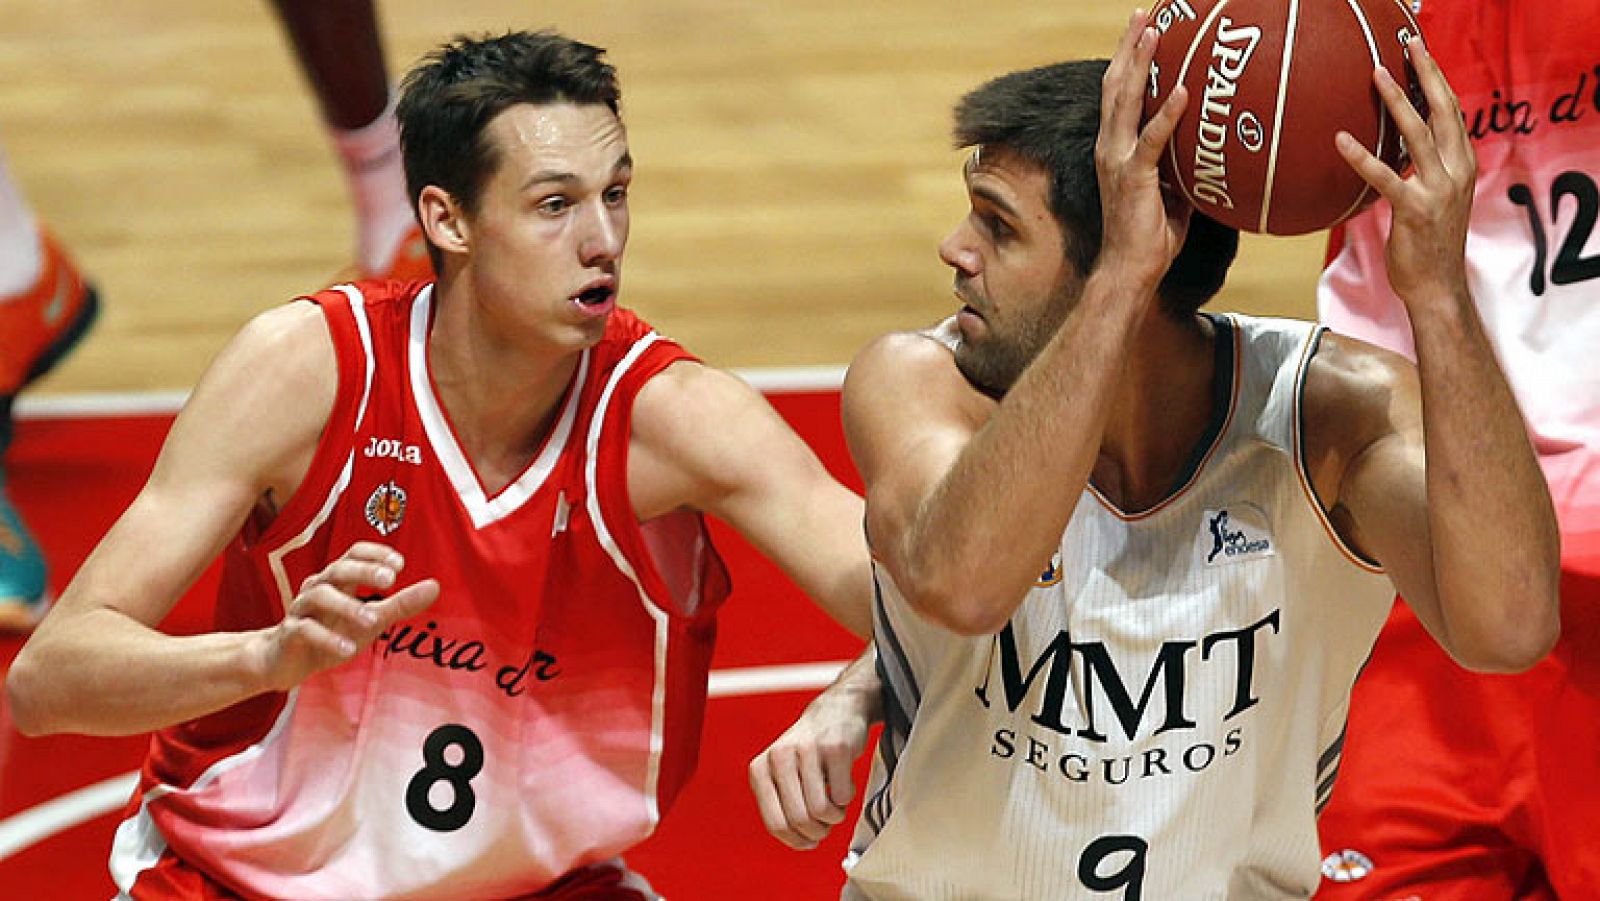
365,480,408,536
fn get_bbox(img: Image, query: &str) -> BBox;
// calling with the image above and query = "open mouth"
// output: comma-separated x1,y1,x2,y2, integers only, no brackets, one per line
576,285,614,307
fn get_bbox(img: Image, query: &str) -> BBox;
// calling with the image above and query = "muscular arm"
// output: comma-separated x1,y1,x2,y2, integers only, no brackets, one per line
852,288,1147,637
629,362,872,638
1312,40,1560,671
1308,332,1558,672
8,303,437,735
856,17,1190,636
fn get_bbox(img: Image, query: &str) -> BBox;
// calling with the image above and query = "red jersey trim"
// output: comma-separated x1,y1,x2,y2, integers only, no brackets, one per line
263,286,380,608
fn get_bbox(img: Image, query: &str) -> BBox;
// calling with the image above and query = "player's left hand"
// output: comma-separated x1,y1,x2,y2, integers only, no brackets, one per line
748,687,872,850
1337,37,1476,305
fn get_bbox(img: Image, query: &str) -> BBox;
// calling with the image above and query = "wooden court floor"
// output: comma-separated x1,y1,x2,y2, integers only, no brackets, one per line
2,0,1327,397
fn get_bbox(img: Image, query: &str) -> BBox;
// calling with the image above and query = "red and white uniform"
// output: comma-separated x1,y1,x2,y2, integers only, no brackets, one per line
111,282,730,900
1317,1,1600,896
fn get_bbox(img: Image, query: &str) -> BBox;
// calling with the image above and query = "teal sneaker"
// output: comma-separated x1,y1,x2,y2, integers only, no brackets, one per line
0,471,49,633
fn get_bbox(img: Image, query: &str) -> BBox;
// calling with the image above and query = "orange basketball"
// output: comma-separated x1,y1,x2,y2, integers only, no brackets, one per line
1143,0,1425,235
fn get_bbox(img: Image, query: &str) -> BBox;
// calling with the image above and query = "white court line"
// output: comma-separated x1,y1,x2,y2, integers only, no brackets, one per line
707,660,846,698
0,659,850,861
12,390,191,418
11,367,845,420
0,771,139,860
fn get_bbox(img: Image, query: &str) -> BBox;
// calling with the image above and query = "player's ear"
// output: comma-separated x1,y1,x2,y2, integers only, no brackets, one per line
418,186,470,257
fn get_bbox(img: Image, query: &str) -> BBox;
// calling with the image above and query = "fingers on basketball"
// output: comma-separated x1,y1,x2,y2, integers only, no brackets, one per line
1407,40,1475,174
1104,19,1162,158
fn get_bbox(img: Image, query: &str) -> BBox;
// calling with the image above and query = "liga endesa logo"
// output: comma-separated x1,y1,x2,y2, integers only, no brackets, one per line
1200,504,1275,566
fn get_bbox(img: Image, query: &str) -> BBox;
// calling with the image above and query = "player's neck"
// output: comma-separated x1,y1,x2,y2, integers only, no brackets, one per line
1090,312,1219,511
426,292,580,495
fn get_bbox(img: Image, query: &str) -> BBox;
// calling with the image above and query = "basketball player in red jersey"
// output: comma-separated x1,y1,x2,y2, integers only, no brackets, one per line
1316,1,1600,896
3,0,424,636
7,31,871,900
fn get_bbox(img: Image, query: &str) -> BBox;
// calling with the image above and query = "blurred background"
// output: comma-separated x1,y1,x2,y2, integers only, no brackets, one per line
3,0,1324,395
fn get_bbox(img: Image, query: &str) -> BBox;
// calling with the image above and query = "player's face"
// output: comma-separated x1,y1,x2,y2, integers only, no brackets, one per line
465,102,632,350
940,146,1082,395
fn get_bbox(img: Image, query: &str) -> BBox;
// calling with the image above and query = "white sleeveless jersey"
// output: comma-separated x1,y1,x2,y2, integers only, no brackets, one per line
843,315,1395,900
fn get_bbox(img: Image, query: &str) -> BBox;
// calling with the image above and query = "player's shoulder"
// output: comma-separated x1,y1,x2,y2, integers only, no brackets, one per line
625,358,791,517
165,300,338,491
845,319,993,431
632,358,755,431
228,299,335,376
846,320,960,391
1302,329,1419,456
200,300,338,430
1304,330,1416,402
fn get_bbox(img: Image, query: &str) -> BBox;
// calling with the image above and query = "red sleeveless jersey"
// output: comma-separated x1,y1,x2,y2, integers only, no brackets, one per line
1320,0,1600,532
111,281,731,899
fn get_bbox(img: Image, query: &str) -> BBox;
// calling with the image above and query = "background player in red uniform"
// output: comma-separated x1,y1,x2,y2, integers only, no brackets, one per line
7,29,871,899
1,0,424,635
1316,1,1600,896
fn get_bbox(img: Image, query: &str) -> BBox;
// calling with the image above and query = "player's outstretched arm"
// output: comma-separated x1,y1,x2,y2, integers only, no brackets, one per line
1317,40,1560,672
628,361,873,638
749,646,880,850
7,303,439,736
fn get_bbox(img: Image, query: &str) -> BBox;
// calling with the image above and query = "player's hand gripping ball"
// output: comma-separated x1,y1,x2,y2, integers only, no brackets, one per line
1143,0,1426,234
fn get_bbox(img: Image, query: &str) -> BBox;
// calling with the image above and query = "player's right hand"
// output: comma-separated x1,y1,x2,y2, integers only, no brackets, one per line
749,688,872,850
252,542,440,692
1095,7,1192,294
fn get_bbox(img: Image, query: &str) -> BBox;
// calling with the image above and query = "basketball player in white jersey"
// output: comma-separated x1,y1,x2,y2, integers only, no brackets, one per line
7,31,871,899
748,12,1560,898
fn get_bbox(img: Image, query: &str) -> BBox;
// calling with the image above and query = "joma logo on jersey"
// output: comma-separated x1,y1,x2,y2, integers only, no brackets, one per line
364,436,423,465
1202,505,1274,565
974,609,1281,743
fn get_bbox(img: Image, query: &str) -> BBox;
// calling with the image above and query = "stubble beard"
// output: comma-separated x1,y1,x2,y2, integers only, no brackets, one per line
953,291,1072,398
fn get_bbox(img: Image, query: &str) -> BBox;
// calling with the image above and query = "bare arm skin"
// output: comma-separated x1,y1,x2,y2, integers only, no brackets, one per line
1304,332,1557,673
856,14,1192,636
1308,39,1560,671
748,645,880,850
628,361,873,638
7,303,439,736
